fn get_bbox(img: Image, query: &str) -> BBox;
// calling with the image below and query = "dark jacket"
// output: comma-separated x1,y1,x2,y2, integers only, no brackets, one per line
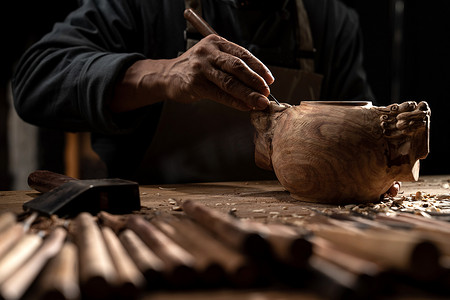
12,0,374,183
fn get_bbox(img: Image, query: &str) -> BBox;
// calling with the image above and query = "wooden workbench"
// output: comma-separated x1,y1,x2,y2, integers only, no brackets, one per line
2,175,449,216
0,175,449,300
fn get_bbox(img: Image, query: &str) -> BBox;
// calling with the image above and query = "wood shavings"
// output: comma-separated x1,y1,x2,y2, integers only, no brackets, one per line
158,186,177,190
291,214,303,218
171,206,182,211
346,191,450,216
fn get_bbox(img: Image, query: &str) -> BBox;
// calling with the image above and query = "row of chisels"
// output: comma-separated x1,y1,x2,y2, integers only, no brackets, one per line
0,199,450,299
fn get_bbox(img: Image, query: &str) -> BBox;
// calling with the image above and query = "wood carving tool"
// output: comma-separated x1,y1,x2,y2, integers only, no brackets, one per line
119,229,165,288
102,226,145,298
0,231,43,285
183,8,281,106
309,254,369,299
0,212,16,234
32,241,80,300
246,222,312,267
75,212,117,300
0,212,37,261
152,217,227,286
0,227,67,300
154,216,260,288
307,223,442,281
126,215,198,288
181,199,272,260
23,170,140,217
98,210,260,288
97,211,199,288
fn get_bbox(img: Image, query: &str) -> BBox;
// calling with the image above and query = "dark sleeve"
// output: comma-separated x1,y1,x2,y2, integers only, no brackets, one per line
11,0,155,134
306,0,375,101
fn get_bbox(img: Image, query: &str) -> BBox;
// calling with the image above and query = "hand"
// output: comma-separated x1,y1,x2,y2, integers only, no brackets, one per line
111,35,274,112
164,34,274,110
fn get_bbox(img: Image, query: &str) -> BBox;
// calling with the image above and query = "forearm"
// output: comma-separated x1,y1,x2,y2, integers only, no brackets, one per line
111,35,274,114
111,59,171,113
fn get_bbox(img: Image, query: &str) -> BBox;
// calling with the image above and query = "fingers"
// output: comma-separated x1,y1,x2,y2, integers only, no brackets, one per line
213,53,271,96
200,35,271,109
173,35,273,110
195,80,256,111
205,67,269,110
214,36,275,86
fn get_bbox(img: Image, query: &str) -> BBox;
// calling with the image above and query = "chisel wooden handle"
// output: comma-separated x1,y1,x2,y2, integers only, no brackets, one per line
183,8,217,36
119,229,165,287
0,224,24,259
28,170,77,193
0,212,37,258
247,222,312,267
0,212,16,234
0,233,43,284
156,216,260,287
126,215,197,288
75,212,116,299
181,199,272,260
0,228,67,300
102,226,145,298
153,218,226,286
33,241,80,300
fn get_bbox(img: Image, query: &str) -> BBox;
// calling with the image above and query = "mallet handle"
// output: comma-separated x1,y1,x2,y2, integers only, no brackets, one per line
28,170,77,193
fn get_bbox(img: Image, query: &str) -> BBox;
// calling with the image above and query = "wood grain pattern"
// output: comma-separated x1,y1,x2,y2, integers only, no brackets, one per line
251,101,431,204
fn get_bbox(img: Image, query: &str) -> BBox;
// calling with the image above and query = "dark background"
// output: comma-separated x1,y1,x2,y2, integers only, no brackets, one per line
1,0,448,189
342,0,450,176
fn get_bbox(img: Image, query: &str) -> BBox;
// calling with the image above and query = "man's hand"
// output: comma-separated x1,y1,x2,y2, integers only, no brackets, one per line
111,35,274,113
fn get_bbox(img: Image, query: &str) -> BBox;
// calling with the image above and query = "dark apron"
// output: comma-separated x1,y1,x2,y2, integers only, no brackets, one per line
135,0,323,184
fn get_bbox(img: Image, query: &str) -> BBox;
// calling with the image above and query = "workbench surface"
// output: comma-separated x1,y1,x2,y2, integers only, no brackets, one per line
2,175,449,216
1,175,449,300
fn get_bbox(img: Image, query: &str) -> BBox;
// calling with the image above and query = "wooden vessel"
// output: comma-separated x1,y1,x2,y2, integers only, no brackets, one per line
251,101,431,204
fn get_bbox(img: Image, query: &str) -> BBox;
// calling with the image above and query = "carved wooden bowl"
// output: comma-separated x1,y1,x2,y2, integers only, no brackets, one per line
251,101,431,204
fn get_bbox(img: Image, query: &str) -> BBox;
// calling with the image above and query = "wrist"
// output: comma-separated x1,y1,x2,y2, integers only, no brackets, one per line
111,59,170,113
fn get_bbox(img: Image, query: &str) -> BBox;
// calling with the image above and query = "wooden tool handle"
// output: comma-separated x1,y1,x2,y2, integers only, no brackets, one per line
28,170,77,193
0,233,43,284
0,228,67,300
183,8,217,37
0,224,25,259
0,212,16,234
75,212,116,300
119,229,165,285
34,242,80,300
102,226,145,298
126,215,197,288
181,200,271,260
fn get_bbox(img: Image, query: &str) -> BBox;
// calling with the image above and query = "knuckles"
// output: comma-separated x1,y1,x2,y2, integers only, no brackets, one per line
221,75,239,91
